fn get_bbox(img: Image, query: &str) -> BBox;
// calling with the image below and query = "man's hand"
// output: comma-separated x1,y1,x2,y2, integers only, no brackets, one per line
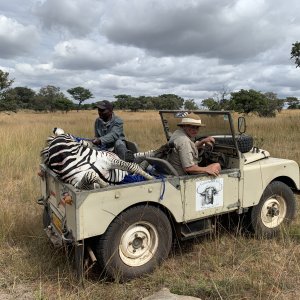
185,162,221,176
204,162,221,177
195,136,215,149
92,138,101,145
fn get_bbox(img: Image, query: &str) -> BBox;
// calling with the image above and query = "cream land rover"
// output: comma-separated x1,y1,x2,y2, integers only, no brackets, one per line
38,110,300,281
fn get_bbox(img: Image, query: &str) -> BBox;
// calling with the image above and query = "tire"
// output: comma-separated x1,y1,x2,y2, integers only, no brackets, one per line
214,134,253,153
251,181,296,238
94,205,172,281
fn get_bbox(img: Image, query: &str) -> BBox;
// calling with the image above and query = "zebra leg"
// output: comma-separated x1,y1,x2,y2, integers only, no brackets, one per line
76,170,109,190
111,161,154,180
134,150,155,160
133,142,172,161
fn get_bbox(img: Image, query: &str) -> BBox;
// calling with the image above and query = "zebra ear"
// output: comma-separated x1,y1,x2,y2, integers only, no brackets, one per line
53,127,65,136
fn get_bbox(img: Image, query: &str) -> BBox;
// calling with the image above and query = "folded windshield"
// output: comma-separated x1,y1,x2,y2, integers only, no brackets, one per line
159,111,235,141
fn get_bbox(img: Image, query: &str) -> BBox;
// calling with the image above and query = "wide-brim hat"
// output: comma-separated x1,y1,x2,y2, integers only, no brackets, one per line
177,114,205,127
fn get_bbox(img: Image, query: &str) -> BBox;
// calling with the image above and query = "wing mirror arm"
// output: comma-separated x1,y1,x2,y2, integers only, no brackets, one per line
238,117,246,134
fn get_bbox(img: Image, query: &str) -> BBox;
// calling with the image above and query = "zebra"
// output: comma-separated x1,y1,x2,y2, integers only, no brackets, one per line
52,127,172,162
41,132,154,190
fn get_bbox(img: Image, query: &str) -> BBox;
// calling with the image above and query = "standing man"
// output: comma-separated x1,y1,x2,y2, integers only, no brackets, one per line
93,100,130,160
167,114,221,176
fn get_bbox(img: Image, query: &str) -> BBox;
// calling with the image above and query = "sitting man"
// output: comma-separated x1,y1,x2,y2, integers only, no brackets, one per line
167,114,221,176
92,100,132,161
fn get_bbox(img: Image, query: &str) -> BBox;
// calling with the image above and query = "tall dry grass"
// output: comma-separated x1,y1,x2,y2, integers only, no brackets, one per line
0,109,299,299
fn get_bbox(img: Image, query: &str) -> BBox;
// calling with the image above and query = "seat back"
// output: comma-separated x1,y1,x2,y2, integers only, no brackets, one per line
125,140,139,153
145,157,179,176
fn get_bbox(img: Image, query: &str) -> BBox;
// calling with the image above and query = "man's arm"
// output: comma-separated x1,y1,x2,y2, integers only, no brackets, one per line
97,119,124,145
176,137,221,176
185,163,221,177
195,136,215,149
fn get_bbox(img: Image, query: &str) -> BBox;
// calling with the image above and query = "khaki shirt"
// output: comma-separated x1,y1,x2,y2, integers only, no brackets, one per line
167,128,198,175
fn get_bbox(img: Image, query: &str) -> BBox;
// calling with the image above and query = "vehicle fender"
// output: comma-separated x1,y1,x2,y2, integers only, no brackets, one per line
75,180,183,240
242,158,299,208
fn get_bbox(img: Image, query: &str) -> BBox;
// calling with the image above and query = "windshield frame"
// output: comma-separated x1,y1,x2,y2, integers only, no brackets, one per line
159,110,236,140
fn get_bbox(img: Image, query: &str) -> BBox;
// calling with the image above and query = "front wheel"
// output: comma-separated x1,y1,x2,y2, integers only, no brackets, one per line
251,181,296,238
94,205,172,281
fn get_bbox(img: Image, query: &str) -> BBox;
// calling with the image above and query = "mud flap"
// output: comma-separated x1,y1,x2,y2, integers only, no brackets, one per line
74,241,84,284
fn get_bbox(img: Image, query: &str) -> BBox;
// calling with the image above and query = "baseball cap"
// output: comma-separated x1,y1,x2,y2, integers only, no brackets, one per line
94,100,113,111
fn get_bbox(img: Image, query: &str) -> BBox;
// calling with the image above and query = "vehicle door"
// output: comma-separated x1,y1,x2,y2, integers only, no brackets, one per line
159,110,241,221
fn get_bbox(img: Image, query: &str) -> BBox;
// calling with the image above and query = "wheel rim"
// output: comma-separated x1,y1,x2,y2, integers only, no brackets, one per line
119,222,158,267
260,195,287,228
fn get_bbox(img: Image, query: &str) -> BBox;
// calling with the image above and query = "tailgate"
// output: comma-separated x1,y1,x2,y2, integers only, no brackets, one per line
38,164,76,246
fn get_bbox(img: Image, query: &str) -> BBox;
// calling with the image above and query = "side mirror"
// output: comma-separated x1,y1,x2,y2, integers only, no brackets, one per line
238,117,246,134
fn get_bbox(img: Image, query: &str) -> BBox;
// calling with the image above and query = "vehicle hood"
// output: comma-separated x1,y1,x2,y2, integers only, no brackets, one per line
243,148,270,165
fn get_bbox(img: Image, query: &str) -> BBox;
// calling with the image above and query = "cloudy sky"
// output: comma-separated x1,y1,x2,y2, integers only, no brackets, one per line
0,0,299,104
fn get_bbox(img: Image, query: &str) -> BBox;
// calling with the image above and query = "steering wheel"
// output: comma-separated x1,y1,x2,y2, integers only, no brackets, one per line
198,142,214,164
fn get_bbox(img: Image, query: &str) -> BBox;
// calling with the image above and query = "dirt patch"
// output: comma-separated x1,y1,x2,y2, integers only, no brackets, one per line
0,284,35,300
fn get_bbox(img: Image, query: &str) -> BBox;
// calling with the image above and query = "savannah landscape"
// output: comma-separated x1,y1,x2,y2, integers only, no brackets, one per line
0,109,299,299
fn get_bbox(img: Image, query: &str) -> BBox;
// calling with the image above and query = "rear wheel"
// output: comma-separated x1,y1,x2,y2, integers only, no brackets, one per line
94,205,172,281
251,181,296,238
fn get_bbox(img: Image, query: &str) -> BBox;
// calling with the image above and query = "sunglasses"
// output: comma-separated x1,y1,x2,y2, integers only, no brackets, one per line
187,125,200,130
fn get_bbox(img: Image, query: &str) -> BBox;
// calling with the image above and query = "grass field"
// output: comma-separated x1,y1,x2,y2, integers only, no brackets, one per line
0,109,299,299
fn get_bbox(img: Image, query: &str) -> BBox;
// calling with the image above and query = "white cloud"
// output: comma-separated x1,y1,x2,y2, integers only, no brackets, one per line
0,15,39,58
34,0,103,36
0,0,300,100
53,39,142,70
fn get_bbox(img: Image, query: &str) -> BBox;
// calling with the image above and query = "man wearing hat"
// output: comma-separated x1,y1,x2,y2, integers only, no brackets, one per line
93,100,130,160
167,114,221,176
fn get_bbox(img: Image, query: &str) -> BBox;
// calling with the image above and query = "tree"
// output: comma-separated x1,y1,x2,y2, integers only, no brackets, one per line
0,70,16,112
0,89,18,112
286,97,300,109
155,94,184,110
230,89,268,114
53,98,74,113
11,86,36,109
0,69,14,91
291,41,300,67
114,94,133,110
67,86,93,110
184,99,198,110
229,89,281,117
36,85,68,112
263,92,284,114
213,87,231,110
201,98,220,110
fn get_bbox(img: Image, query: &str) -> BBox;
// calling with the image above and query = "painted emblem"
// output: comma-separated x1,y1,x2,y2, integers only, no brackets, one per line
196,178,223,210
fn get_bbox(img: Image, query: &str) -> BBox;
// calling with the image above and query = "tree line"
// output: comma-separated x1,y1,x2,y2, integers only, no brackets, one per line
0,67,299,117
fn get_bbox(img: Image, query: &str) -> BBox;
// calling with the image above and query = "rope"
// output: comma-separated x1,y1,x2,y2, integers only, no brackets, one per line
148,166,166,201
158,175,166,201
73,136,93,142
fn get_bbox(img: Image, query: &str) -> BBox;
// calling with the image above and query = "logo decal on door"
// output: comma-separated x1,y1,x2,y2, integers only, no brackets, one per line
196,178,224,210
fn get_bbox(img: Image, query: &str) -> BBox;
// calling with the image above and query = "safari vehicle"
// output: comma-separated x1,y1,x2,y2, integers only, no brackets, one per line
37,110,300,281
